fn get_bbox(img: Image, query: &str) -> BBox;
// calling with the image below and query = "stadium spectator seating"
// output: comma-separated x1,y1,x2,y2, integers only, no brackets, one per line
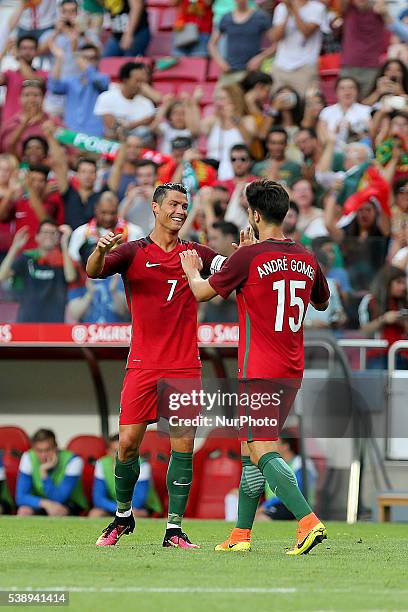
0,426,31,498
67,435,108,504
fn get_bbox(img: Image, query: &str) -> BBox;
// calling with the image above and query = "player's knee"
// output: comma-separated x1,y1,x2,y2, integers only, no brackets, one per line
17,506,34,516
118,434,140,461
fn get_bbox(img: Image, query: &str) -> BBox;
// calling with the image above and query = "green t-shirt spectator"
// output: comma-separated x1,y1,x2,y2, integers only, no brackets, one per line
253,159,302,188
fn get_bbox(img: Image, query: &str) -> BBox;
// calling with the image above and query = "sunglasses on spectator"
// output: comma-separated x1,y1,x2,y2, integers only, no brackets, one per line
231,156,249,162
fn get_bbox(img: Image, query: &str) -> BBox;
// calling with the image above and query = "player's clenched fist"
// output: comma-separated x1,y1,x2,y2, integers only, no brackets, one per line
179,249,203,276
96,232,123,254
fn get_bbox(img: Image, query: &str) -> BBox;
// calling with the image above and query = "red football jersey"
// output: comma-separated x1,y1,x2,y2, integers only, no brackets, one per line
99,237,225,369
208,239,330,380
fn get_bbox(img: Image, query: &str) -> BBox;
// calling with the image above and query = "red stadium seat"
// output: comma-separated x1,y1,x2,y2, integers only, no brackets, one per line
177,81,215,106
147,0,170,6
320,75,338,105
147,6,162,33
139,430,171,515
319,53,341,75
207,59,222,82
66,435,107,505
153,57,207,83
147,31,173,58
159,7,177,30
152,80,177,96
0,426,31,499
99,56,153,81
186,429,241,518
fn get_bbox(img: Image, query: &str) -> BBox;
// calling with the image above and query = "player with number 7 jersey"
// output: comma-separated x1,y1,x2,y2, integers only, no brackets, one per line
86,183,228,551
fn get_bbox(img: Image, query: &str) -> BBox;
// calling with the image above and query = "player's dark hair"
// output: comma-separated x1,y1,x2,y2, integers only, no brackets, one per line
212,221,239,243
22,135,49,156
246,180,289,224
108,434,119,443
28,164,50,178
17,35,38,48
267,126,288,143
61,0,78,6
32,429,57,445
119,61,147,81
153,183,188,205
77,157,97,170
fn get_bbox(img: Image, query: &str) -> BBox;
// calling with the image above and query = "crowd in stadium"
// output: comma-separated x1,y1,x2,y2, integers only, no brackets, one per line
0,0,407,366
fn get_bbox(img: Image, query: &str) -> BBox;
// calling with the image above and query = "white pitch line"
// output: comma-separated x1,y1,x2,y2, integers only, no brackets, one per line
3,587,297,594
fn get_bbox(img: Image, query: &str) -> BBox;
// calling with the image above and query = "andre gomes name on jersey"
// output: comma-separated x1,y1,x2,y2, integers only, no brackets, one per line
257,256,315,281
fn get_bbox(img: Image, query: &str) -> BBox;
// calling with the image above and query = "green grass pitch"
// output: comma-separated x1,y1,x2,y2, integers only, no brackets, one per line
0,518,406,611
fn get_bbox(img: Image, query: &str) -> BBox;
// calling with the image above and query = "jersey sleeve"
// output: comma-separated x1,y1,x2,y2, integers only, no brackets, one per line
194,243,227,277
311,261,330,305
208,247,252,299
98,241,136,278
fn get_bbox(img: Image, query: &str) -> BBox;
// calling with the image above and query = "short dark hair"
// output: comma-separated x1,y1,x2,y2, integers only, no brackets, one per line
108,434,119,443
22,135,49,156
230,144,251,158
77,157,97,170
119,61,146,81
153,183,188,205
28,163,50,178
311,236,333,252
22,79,46,94
31,428,56,445
61,0,78,6
17,35,38,48
212,221,239,243
136,159,158,172
267,126,288,143
241,70,273,92
246,179,289,224
79,43,99,55
297,127,317,140
393,177,408,196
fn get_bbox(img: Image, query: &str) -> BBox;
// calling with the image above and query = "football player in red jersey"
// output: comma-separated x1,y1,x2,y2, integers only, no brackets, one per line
87,183,232,549
180,179,331,555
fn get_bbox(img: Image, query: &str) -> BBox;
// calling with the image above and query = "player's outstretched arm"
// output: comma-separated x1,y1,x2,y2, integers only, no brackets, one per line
86,232,123,278
180,250,218,302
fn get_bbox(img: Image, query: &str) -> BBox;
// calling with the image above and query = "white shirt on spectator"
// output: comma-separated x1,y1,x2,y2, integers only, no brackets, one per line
19,451,83,477
392,246,408,276
319,103,372,135
68,221,144,262
19,0,57,31
273,1,325,70
158,122,193,155
94,85,155,124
